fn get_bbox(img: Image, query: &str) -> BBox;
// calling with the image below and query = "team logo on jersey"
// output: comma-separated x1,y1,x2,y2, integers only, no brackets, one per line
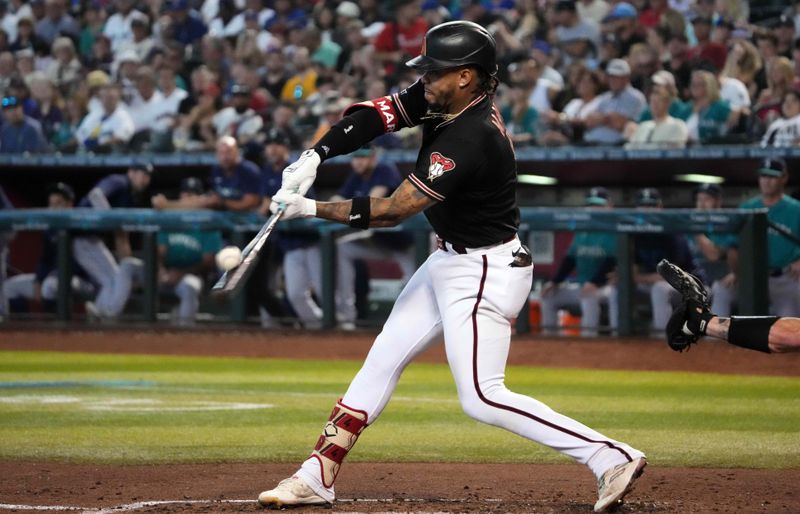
427,152,455,181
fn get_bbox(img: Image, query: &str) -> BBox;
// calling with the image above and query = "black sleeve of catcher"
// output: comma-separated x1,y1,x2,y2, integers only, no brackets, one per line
552,255,576,284
312,108,386,162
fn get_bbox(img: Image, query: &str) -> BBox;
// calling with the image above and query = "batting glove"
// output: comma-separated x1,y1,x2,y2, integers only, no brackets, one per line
282,149,321,196
270,189,316,220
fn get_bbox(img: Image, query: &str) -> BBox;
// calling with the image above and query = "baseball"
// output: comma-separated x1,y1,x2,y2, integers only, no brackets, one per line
216,246,242,271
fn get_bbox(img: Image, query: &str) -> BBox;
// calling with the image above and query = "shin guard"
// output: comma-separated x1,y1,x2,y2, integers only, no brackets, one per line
310,399,368,488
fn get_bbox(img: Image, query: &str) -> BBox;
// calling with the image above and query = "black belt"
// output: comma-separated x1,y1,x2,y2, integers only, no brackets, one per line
436,235,516,255
770,268,784,278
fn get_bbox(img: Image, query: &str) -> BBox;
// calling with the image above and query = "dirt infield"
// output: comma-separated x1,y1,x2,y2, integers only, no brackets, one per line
2,329,800,513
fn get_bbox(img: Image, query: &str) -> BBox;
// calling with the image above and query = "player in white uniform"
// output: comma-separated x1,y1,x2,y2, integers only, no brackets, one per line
257,21,646,513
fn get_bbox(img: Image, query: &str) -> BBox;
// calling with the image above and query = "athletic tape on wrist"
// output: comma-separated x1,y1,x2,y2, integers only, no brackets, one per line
728,316,778,353
311,399,368,488
348,196,370,229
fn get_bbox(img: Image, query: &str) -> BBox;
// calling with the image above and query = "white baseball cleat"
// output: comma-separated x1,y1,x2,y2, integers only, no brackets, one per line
593,456,647,512
257,475,330,508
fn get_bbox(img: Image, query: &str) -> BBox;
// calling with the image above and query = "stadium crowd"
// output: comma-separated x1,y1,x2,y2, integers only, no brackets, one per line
0,0,797,154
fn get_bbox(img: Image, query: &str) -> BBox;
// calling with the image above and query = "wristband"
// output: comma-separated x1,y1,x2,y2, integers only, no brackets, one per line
348,196,371,229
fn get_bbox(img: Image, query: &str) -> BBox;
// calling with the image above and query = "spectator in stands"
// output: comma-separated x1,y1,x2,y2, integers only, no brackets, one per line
625,85,688,148
263,48,289,103
116,10,154,64
710,17,733,47
540,187,617,336
775,15,796,60
26,71,62,144
554,0,601,63
165,0,207,46
77,2,104,58
45,36,81,96
83,69,109,114
211,84,263,147
514,57,559,116
79,161,153,321
152,136,262,212
0,51,13,96
208,0,241,39
577,0,610,25
500,71,540,147
2,182,94,315
51,91,85,152
720,40,762,102
713,158,800,317
280,46,318,104
0,95,47,153
753,57,795,130
268,102,302,148
259,127,323,328
663,33,691,98
74,84,134,153
689,182,737,317
540,67,603,145
0,2,17,44
103,0,137,52
11,15,47,55
126,65,164,151
628,42,660,93
330,144,415,330
373,0,427,80
688,15,712,59
173,79,220,152
761,90,800,147
531,40,565,88
34,0,78,47
85,34,113,75
639,70,690,121
753,30,779,66
583,59,646,145
686,69,732,144
602,1,644,57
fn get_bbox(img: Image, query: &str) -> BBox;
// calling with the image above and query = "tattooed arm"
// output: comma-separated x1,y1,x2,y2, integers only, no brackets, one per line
316,180,435,227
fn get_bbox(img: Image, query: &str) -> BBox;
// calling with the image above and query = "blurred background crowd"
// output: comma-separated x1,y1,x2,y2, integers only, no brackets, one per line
0,0,798,157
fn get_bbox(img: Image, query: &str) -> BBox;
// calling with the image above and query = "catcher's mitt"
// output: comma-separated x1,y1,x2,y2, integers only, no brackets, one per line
665,302,699,352
656,259,710,308
657,259,714,352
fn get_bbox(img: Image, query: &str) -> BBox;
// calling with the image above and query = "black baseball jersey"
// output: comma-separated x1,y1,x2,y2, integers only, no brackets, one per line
348,80,519,248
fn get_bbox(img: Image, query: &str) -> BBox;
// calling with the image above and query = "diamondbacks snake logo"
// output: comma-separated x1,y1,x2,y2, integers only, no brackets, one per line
427,152,455,181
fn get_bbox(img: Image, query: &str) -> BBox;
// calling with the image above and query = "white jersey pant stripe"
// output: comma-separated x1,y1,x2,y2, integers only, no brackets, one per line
297,238,642,501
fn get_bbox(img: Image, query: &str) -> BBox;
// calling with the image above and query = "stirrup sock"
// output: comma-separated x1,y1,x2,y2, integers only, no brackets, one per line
310,399,368,488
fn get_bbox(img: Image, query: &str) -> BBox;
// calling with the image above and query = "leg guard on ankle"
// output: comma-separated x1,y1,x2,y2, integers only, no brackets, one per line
310,399,368,488
728,316,778,353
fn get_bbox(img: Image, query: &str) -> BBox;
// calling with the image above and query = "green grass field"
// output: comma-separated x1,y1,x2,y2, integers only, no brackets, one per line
1,351,799,469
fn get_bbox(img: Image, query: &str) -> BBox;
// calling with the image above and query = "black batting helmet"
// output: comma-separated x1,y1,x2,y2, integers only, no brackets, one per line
406,21,497,76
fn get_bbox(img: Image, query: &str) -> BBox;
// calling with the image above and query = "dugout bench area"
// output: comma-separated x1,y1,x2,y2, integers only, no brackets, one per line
0,207,770,336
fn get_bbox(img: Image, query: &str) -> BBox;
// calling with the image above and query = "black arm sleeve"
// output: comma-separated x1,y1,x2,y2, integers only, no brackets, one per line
552,255,577,283
312,108,386,162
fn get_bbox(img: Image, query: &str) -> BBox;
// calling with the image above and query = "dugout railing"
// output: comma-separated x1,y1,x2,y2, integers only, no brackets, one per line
0,208,769,336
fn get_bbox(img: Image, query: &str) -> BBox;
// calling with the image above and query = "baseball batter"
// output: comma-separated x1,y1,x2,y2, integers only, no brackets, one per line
258,21,646,513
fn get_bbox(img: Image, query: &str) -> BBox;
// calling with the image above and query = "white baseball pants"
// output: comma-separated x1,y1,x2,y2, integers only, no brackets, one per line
712,274,800,317
283,245,323,328
297,237,643,501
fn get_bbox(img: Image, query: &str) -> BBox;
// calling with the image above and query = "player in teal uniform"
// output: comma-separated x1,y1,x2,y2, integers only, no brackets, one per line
541,187,618,335
713,158,800,316
687,183,738,316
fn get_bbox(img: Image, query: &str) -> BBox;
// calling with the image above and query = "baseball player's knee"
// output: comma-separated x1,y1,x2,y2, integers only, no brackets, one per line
458,384,506,425
40,276,59,299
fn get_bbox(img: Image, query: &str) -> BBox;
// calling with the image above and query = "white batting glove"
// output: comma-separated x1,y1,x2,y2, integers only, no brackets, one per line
270,189,316,220
282,149,321,196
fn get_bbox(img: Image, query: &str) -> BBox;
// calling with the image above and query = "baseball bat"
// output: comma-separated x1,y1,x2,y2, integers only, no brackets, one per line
210,207,285,299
